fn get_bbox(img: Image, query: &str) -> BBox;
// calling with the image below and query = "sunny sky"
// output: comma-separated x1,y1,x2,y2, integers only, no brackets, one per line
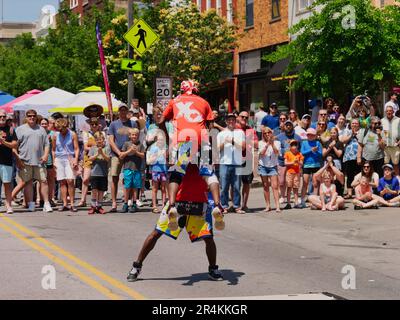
1,0,60,23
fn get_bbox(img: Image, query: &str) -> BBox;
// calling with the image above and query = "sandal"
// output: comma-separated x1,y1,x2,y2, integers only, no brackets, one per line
71,206,78,212
58,206,69,212
108,207,118,213
76,202,87,208
235,208,245,214
152,207,160,214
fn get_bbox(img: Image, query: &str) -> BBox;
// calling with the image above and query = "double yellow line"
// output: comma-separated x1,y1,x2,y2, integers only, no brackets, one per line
0,213,146,300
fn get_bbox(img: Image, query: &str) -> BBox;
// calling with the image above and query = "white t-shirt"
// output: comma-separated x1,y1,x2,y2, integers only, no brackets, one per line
217,129,245,165
255,110,268,132
258,140,281,167
295,126,308,140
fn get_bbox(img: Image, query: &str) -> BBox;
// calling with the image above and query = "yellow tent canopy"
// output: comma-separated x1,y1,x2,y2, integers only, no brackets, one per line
49,87,122,115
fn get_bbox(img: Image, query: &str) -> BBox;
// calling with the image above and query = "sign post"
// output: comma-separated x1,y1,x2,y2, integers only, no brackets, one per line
154,77,173,109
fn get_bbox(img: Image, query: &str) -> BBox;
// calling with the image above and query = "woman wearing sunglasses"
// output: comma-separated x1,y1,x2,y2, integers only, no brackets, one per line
351,160,379,193
78,117,106,207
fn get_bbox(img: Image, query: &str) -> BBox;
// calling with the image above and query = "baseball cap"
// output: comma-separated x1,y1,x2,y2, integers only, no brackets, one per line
302,114,311,120
382,163,394,170
285,120,294,126
306,128,317,135
118,103,129,110
270,102,277,108
226,113,236,119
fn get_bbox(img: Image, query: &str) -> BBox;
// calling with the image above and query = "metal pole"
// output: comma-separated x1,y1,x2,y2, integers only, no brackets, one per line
127,0,134,108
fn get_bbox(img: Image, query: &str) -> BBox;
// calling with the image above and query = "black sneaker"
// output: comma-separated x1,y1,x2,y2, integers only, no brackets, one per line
354,205,362,210
284,203,292,210
129,204,138,213
127,262,142,282
208,265,223,281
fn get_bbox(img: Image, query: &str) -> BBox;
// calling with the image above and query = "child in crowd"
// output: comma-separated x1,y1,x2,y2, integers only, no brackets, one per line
284,140,304,209
121,128,145,213
87,132,111,214
353,176,392,209
147,133,168,213
378,164,400,203
319,172,339,211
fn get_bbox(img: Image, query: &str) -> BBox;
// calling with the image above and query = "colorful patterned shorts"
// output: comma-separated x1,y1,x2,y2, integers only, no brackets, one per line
155,202,214,242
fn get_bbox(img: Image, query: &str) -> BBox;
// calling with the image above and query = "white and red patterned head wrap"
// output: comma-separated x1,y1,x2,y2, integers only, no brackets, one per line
180,79,199,95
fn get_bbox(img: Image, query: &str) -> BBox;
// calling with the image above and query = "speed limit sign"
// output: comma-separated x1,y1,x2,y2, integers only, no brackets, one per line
155,77,173,109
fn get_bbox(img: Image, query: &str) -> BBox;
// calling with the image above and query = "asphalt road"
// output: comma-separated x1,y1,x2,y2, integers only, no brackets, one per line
1,186,400,300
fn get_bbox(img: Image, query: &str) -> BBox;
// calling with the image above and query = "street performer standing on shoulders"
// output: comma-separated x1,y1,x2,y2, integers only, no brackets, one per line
157,79,223,231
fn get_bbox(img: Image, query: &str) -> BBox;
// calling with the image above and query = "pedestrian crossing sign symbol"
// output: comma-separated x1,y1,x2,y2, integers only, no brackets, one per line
123,19,159,56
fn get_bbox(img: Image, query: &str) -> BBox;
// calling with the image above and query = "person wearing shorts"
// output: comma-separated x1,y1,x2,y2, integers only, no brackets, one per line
52,118,80,212
120,128,145,213
300,128,323,207
107,103,138,212
15,109,52,213
126,164,224,282
0,109,18,214
382,105,400,176
87,132,111,215
147,135,168,213
258,127,281,212
284,140,304,209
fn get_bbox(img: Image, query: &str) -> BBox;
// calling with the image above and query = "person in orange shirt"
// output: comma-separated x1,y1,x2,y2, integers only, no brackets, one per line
157,79,222,231
284,140,304,209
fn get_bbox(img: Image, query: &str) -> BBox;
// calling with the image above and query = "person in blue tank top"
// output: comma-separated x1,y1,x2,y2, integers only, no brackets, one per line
52,118,80,212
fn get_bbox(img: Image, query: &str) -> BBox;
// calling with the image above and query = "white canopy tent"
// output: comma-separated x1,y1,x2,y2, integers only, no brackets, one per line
13,87,75,117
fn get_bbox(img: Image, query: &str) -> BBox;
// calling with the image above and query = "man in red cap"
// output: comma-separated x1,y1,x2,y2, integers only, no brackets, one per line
157,79,223,231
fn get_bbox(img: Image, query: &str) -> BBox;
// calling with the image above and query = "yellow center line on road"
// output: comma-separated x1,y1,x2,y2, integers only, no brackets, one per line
0,214,147,300
0,220,121,300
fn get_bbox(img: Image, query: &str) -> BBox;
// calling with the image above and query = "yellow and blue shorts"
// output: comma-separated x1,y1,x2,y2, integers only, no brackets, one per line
155,203,214,243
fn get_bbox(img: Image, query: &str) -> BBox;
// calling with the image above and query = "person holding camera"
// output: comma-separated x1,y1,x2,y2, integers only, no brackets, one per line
381,105,400,176
357,116,386,177
346,95,370,120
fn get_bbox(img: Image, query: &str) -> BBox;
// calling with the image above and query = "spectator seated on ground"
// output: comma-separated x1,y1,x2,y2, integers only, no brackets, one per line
308,156,345,210
377,164,400,204
351,160,379,194
353,176,392,209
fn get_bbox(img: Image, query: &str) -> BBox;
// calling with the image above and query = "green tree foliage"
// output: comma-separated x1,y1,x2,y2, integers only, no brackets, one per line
103,0,238,102
264,0,400,98
0,0,237,104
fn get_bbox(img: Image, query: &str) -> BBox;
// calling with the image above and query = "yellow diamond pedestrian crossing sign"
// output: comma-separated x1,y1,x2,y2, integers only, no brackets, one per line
123,19,159,56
